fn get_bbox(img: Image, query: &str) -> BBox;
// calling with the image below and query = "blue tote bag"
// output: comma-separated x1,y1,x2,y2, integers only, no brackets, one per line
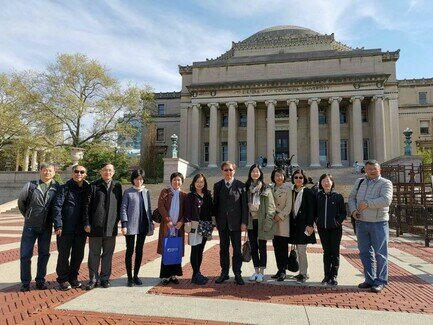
162,232,183,265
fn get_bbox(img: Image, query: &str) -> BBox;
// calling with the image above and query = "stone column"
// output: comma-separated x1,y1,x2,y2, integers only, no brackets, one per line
245,100,256,167
388,98,400,158
308,98,321,167
265,99,277,167
179,107,189,160
287,98,299,166
350,96,364,164
207,102,219,167
15,151,20,171
190,103,201,166
373,95,386,163
31,150,38,171
226,102,238,163
23,148,30,171
329,97,342,167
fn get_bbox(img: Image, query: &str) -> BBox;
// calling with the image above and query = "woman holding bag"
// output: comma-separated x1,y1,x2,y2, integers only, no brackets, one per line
120,169,154,287
184,173,213,285
246,164,276,283
270,168,293,282
157,172,187,285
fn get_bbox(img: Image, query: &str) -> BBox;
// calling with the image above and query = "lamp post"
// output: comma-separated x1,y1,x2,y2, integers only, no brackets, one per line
171,134,178,158
403,128,413,156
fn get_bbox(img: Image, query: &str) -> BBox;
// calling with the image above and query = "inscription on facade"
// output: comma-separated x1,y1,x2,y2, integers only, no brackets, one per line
234,85,331,95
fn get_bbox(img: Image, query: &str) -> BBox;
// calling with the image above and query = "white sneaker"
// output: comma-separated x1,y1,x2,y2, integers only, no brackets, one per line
256,273,264,283
249,273,258,281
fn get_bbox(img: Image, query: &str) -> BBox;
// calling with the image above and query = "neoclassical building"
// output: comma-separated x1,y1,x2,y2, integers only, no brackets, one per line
148,26,433,168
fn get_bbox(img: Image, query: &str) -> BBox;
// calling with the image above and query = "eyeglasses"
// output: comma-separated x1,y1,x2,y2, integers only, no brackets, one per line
223,169,234,172
74,170,86,174
293,176,304,180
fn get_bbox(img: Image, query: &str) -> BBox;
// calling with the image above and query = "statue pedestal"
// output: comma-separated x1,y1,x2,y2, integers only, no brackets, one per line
163,158,198,183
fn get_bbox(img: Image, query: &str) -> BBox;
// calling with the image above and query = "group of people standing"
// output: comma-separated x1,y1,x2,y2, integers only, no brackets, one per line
17,159,392,295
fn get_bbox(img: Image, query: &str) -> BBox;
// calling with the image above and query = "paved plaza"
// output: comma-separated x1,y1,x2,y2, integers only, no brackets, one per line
1,175,433,324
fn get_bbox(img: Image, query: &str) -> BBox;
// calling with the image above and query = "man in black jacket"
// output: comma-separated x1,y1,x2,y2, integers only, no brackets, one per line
83,163,122,290
213,161,248,285
18,162,59,292
52,165,90,291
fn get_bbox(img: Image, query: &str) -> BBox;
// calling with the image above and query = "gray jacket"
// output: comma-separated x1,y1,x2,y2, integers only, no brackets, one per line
120,187,154,236
348,176,393,222
18,180,59,228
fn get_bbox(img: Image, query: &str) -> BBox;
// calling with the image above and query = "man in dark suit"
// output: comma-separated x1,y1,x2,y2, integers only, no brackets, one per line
83,163,122,290
213,161,248,285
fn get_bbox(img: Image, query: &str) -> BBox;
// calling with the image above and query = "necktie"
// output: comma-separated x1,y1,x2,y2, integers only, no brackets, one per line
226,182,230,188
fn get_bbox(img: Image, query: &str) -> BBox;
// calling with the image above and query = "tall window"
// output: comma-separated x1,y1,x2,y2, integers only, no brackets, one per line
319,107,327,125
340,108,347,124
157,104,165,115
420,120,430,135
419,92,427,105
156,128,165,142
361,106,368,122
363,139,370,160
222,114,228,127
221,142,228,161
239,142,247,162
239,113,247,127
340,139,348,161
319,140,328,161
204,143,209,162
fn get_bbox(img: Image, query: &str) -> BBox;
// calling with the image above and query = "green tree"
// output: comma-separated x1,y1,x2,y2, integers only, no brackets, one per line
33,53,154,148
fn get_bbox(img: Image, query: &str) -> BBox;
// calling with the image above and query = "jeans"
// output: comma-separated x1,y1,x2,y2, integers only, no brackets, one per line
190,237,207,276
56,233,86,283
20,226,52,285
318,227,342,278
248,219,267,268
356,220,389,286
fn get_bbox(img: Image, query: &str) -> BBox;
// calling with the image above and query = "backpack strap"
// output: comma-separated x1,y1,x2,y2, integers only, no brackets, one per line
356,178,365,193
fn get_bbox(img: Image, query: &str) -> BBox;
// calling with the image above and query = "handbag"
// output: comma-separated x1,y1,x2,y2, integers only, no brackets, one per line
241,232,252,262
152,208,162,223
287,245,299,272
188,230,203,246
162,232,183,265
197,220,212,238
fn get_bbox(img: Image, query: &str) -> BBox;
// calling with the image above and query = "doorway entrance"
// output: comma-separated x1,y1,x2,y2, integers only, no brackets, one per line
275,131,289,160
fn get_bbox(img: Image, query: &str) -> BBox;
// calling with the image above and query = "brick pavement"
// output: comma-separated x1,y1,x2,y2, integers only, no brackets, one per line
1,206,433,324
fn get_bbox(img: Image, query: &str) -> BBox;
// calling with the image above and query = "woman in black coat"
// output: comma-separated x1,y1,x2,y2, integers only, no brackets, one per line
289,169,316,283
315,173,346,286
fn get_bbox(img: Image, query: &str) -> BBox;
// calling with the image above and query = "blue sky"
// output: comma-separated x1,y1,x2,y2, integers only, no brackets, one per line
1,0,432,92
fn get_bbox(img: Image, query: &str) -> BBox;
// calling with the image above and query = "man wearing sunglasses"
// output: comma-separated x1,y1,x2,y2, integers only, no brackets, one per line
213,161,248,285
52,165,90,291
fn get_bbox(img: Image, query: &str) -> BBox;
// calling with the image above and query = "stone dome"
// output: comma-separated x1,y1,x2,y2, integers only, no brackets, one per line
242,25,321,44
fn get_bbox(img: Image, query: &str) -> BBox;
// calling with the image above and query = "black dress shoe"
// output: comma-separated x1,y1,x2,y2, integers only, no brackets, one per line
133,277,143,285
358,282,373,289
371,284,384,293
69,279,82,288
127,279,134,287
36,282,48,290
85,281,97,291
271,272,280,279
170,277,180,284
101,280,110,288
215,274,229,284
161,278,170,285
20,284,30,292
235,275,245,285
277,273,286,282
59,281,71,291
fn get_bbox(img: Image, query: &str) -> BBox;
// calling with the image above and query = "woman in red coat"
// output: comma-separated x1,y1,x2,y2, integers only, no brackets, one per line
157,172,187,285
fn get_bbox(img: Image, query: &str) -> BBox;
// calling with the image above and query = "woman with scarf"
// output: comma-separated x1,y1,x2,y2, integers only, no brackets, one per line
157,172,187,285
315,173,346,286
184,173,213,285
246,164,276,282
120,169,154,287
289,169,317,284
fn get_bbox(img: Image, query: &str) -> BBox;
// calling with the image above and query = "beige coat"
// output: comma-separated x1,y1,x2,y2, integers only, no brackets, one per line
272,182,293,237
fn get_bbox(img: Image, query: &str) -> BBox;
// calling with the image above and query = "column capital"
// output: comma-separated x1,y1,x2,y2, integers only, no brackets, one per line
350,95,364,103
207,102,219,109
287,98,299,105
328,97,342,104
225,101,238,108
265,99,277,106
191,103,201,109
372,95,384,101
308,98,321,105
244,100,257,107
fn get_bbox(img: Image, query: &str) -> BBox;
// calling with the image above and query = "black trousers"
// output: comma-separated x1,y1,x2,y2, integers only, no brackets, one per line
248,219,267,268
56,233,86,283
190,237,208,276
318,227,342,278
272,235,289,274
218,226,242,276
125,233,146,280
